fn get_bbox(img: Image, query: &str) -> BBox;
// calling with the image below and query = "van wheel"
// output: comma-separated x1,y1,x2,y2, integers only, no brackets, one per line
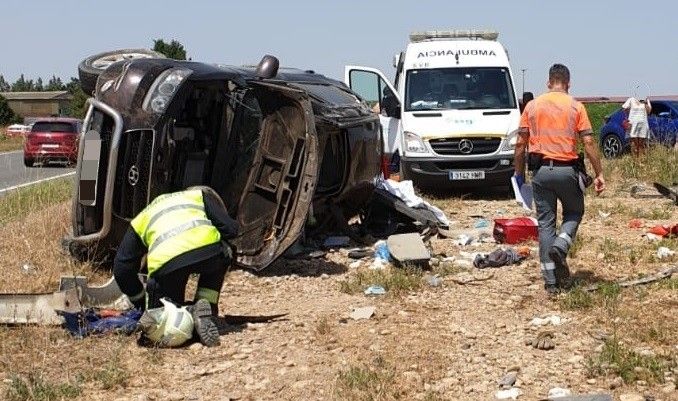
78,49,166,95
23,157,34,167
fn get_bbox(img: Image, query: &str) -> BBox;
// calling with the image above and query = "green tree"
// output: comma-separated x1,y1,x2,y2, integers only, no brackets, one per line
35,77,44,91
0,94,20,125
64,78,88,118
46,75,65,91
65,77,81,94
11,74,34,91
0,75,9,92
153,39,187,60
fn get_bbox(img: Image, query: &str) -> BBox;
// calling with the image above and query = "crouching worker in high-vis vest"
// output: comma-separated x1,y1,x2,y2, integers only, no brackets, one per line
113,187,238,347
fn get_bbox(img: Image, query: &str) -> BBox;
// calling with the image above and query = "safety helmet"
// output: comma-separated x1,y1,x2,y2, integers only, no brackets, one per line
139,298,194,347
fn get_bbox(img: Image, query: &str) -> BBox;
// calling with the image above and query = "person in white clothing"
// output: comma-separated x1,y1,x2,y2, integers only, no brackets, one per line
622,97,652,157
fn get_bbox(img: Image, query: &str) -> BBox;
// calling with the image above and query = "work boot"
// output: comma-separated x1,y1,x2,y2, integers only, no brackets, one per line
189,299,220,347
549,246,572,289
544,284,560,298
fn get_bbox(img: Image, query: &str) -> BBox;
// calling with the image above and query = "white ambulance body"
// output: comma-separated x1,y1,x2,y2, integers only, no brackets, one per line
345,30,522,189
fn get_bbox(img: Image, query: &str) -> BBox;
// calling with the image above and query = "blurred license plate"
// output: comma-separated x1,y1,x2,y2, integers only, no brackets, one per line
79,130,102,206
41,144,59,149
449,171,485,180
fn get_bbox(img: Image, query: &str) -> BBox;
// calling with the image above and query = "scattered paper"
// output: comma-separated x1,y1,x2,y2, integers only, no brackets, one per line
350,306,376,320
511,176,533,212
376,179,450,226
530,315,563,327
496,387,522,400
364,285,386,296
547,387,572,398
656,247,676,259
598,211,611,219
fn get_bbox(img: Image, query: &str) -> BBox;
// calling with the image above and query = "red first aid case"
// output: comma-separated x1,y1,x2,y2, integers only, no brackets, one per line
493,217,539,244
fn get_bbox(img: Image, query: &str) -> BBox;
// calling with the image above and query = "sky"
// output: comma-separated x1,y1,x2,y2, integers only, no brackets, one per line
1,0,676,96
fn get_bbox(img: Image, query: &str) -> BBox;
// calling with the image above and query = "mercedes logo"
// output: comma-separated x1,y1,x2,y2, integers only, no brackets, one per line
128,165,140,186
458,139,474,154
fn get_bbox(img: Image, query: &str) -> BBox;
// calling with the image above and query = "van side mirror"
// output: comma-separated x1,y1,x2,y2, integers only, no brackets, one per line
387,105,401,119
255,55,280,79
383,93,401,119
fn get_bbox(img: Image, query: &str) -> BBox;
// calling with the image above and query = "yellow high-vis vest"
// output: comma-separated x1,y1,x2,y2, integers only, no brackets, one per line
130,189,221,276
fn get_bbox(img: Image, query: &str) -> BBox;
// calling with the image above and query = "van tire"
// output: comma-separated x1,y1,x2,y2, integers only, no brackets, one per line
78,49,166,95
23,157,34,167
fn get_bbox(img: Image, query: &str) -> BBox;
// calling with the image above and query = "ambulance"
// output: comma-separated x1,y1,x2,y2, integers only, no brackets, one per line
345,29,524,189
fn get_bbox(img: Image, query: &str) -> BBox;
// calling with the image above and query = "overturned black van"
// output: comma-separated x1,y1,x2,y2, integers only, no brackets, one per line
67,49,381,270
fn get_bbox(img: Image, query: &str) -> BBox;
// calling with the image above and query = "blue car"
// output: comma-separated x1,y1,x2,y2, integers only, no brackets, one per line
600,100,678,158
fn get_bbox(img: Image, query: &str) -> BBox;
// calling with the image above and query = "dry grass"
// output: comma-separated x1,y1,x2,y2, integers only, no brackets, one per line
0,141,675,399
0,178,73,225
5,372,82,401
0,177,111,293
557,263,678,385
338,266,422,296
0,126,25,152
587,338,675,385
0,326,149,400
605,145,678,186
559,282,622,311
0,201,108,293
315,315,333,336
334,357,400,401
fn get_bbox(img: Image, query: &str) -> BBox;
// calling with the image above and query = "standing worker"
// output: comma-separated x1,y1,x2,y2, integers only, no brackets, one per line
113,187,239,346
513,64,606,296
622,96,652,157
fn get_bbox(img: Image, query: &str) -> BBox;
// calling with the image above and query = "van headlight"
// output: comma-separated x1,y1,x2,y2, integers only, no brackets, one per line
143,68,192,114
501,129,520,151
404,131,428,153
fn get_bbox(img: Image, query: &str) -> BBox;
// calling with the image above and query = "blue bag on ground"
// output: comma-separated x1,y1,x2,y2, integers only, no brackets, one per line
59,309,143,338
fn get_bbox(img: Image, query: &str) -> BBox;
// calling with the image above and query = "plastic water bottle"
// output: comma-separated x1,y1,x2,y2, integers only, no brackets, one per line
374,241,390,261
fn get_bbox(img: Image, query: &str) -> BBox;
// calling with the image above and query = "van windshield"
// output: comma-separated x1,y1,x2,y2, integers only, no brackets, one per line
405,67,516,111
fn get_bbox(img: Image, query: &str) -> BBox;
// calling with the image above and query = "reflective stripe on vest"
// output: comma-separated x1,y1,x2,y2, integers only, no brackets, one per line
527,96,578,161
130,189,221,276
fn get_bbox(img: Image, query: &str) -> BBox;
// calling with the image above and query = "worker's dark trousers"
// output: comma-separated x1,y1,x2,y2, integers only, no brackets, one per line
146,253,229,314
532,165,584,286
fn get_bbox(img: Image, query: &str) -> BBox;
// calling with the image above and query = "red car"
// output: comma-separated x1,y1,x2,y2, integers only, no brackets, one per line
24,118,82,167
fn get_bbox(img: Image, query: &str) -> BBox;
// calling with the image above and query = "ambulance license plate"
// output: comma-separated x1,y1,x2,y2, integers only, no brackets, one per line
449,171,485,180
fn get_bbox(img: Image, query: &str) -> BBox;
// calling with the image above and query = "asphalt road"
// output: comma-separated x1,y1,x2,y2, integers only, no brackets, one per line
0,150,75,195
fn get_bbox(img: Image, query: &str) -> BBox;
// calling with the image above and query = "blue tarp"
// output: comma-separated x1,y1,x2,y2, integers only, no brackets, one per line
58,309,142,338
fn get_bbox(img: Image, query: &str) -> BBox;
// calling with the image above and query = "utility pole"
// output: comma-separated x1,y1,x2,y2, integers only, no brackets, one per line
521,68,527,94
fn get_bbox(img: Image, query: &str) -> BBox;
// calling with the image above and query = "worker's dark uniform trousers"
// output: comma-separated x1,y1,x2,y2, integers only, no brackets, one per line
532,160,584,284
113,189,238,313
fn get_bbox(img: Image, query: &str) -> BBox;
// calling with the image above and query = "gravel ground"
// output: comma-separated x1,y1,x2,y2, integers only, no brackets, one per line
1,185,676,401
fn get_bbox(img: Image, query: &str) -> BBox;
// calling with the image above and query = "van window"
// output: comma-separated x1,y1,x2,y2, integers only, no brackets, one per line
31,122,78,133
294,83,358,106
349,70,400,117
405,67,516,111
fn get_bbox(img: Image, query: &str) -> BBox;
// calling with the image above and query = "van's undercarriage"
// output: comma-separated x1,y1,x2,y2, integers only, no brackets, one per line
67,56,381,270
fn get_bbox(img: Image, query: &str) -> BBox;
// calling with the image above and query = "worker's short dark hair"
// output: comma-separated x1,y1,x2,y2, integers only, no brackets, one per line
549,64,570,84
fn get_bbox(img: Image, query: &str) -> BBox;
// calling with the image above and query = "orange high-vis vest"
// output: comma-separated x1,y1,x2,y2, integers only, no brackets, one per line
519,91,592,161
